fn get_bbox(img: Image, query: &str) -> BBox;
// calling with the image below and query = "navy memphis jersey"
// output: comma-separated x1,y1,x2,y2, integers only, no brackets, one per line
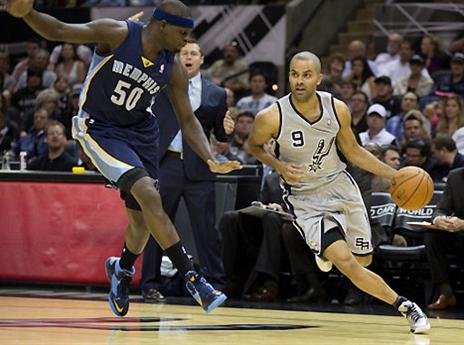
79,21,175,126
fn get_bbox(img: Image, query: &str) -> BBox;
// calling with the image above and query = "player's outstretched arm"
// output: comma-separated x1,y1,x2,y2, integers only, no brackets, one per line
1,0,127,47
168,58,241,174
334,98,396,180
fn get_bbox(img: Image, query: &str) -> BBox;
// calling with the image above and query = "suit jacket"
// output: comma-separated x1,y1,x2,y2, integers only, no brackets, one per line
433,167,464,220
260,171,283,205
153,76,229,181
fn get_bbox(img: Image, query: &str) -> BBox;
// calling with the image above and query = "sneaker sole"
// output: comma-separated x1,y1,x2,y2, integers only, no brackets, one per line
204,294,227,314
104,257,128,317
411,323,431,334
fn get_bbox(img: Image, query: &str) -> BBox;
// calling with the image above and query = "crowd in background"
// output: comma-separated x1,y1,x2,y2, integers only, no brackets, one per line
1,16,463,308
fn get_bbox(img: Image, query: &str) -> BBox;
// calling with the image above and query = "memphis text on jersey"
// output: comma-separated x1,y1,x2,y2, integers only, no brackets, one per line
112,59,161,95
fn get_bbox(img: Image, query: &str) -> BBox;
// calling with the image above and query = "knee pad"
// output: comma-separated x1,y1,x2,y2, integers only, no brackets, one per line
117,168,160,210
117,167,150,193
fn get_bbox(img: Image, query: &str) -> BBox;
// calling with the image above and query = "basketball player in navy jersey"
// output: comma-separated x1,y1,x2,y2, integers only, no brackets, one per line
2,0,240,316
247,51,430,334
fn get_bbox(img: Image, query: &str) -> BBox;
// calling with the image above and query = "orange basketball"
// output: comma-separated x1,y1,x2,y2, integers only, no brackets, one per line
389,166,434,210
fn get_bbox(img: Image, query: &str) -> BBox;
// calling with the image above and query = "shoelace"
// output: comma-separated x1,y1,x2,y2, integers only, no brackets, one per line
408,306,422,322
117,274,132,296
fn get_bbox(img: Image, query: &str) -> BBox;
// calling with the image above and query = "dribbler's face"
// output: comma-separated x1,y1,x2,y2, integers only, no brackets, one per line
289,59,322,102
179,43,203,78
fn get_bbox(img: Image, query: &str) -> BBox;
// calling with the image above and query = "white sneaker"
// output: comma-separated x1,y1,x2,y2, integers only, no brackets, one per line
315,254,333,272
398,300,431,334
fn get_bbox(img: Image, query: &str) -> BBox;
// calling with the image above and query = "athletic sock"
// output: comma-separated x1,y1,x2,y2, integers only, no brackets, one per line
119,243,139,271
393,295,408,310
164,241,194,278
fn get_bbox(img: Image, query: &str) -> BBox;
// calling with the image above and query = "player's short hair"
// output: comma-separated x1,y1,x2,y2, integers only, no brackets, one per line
290,51,322,74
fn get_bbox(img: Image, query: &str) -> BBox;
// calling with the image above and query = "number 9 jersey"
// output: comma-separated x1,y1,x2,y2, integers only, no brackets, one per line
78,20,175,127
274,91,346,194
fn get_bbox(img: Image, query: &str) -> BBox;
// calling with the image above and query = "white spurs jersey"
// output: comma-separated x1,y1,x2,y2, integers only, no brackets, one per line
274,91,346,193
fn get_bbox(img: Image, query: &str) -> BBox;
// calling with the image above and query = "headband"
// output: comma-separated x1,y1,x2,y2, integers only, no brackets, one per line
152,8,194,29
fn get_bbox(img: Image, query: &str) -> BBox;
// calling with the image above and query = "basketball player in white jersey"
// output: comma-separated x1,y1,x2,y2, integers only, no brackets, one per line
248,51,430,334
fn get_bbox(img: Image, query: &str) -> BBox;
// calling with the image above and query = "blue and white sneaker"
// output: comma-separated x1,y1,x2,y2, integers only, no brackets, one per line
105,257,135,317
185,271,227,313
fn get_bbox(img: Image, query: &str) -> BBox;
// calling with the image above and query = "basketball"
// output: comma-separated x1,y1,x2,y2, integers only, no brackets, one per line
389,166,434,210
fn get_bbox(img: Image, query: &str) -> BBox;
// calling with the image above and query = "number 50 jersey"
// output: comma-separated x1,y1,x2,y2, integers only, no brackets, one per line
78,21,175,127
274,91,346,194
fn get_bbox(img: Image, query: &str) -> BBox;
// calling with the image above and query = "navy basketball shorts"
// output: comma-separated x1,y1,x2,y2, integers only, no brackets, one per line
72,112,159,187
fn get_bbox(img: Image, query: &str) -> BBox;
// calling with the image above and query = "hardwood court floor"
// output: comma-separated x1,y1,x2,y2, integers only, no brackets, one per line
0,296,463,345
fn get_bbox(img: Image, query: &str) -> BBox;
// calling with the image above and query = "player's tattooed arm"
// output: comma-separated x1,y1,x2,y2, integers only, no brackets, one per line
334,98,396,179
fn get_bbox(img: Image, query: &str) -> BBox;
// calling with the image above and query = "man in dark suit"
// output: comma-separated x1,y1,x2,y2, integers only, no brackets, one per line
140,38,234,302
425,167,464,310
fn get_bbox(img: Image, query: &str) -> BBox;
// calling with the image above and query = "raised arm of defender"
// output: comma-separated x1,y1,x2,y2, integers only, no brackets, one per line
1,0,127,49
334,98,396,180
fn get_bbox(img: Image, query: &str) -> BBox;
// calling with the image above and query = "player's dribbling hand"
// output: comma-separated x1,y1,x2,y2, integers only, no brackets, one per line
278,162,305,185
223,110,235,135
0,0,34,18
207,159,242,174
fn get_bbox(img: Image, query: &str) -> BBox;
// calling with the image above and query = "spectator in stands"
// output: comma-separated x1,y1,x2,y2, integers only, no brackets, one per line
9,66,43,127
236,71,277,115
206,42,249,96
402,138,435,173
54,43,86,86
380,40,431,86
436,95,464,154
349,90,369,135
211,135,242,163
0,94,16,152
433,53,464,98
359,104,397,147
10,38,40,89
58,83,81,139
21,88,61,135
282,222,327,304
420,33,449,76
394,55,433,97
401,110,431,148
220,169,289,302
430,135,464,181
231,111,254,162
49,43,92,67
27,120,76,171
14,49,56,92
386,91,420,141
339,79,356,103
10,107,49,161
53,76,71,117
374,33,403,70
371,76,401,118
320,54,345,96
346,57,376,100
0,51,14,94
425,167,464,310
342,40,379,79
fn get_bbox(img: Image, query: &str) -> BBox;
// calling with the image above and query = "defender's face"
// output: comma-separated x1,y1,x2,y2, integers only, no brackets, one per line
162,24,193,52
289,59,322,102
179,43,203,78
